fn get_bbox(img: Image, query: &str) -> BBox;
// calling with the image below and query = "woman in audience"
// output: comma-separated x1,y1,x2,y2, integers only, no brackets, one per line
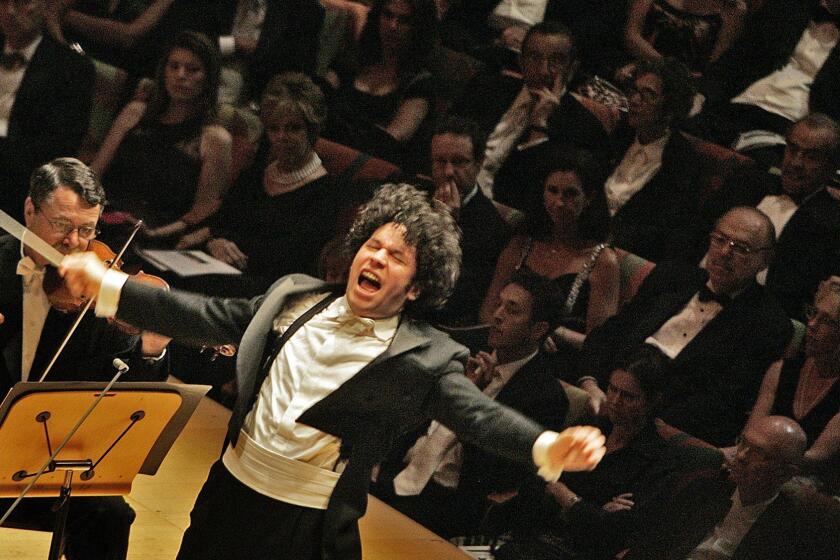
623,0,748,76
480,148,619,378
322,0,438,170
93,30,232,246
178,72,344,297
746,276,840,492
496,345,698,560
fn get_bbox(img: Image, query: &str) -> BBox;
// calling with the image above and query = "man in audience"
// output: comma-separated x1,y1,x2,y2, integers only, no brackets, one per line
626,416,840,560
374,269,569,537
450,20,610,206
0,158,168,560
692,0,840,163
428,116,510,326
702,113,840,320
579,207,793,446
0,0,94,221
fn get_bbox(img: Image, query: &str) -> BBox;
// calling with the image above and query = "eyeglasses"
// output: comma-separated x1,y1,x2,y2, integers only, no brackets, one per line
43,217,100,240
625,83,661,105
804,305,840,329
709,232,769,258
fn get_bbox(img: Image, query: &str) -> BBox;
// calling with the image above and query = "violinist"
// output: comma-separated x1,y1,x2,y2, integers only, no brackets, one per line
0,157,169,560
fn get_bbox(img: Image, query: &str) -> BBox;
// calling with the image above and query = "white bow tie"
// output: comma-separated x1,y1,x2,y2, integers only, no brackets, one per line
17,256,45,287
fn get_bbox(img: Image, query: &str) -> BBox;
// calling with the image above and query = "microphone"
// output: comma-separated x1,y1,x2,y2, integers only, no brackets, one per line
113,358,130,374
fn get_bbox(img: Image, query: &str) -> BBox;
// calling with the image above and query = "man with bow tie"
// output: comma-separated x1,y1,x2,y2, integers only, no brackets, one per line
578,207,793,447
372,269,569,538
700,113,840,321
0,0,94,222
59,183,606,560
0,158,168,558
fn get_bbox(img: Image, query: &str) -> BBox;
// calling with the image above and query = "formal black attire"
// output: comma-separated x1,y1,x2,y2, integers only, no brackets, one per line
771,353,840,447
579,260,793,446
0,33,94,222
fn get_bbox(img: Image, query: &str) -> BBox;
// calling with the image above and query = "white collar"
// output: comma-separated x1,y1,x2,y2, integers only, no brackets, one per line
4,34,42,62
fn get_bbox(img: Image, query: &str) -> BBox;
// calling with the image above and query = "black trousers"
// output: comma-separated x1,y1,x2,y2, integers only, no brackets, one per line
177,460,326,560
0,495,135,560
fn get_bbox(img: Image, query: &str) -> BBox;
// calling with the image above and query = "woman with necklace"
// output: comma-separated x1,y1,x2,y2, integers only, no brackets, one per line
179,73,342,297
480,148,619,379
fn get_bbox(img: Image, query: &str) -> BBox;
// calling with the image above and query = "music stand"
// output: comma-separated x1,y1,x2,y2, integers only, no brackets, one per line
0,381,209,559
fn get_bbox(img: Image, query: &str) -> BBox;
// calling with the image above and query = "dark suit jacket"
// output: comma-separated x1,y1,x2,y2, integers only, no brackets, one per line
701,174,840,320
450,71,522,137
608,130,706,263
579,260,792,446
0,235,165,398
115,273,548,560
701,0,840,122
626,471,840,560
0,34,94,221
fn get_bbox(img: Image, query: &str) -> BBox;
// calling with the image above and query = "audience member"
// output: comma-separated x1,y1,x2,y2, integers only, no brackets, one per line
746,277,840,492
179,72,342,297
579,207,793,446
692,0,840,164
322,0,438,170
625,416,840,560
701,113,840,320
0,158,168,560
426,116,509,326
0,0,94,222
481,147,619,378
92,30,232,248
373,269,569,538
450,20,610,204
604,57,705,262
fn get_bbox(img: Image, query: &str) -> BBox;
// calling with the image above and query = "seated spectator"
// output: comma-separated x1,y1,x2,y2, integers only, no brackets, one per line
426,116,510,326
480,147,619,378
495,345,699,560
623,0,748,76
604,57,705,262
700,113,840,320
372,269,569,538
0,0,95,222
746,277,840,493
451,20,610,204
178,72,343,297
321,0,438,170
690,0,840,166
579,207,793,446
92,30,232,248
625,416,840,560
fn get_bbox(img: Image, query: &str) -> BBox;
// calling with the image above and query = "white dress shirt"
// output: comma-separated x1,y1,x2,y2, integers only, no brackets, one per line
492,0,549,27
477,87,534,198
604,132,670,216
0,35,42,137
645,286,724,360
218,0,267,105
16,249,51,381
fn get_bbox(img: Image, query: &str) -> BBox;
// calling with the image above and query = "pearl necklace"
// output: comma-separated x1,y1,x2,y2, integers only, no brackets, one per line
264,152,325,194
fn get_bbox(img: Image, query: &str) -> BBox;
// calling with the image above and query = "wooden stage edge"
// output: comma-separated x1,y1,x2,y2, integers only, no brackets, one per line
0,379,471,559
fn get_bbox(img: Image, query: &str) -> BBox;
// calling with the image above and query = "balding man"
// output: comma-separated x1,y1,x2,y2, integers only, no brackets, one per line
578,208,793,445
625,416,840,560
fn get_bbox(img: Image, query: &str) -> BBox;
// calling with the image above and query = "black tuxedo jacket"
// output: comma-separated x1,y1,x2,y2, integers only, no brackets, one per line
0,34,94,221
0,235,165,398
115,273,548,560
626,470,840,560
580,260,792,446
702,173,840,320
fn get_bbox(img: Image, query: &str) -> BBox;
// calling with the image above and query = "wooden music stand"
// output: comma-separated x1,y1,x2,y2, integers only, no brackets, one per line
0,381,209,559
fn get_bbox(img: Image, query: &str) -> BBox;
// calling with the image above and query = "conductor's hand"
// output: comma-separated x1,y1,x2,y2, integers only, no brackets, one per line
536,426,606,481
59,252,108,301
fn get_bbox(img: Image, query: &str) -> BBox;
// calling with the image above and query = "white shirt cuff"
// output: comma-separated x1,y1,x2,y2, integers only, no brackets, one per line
95,269,129,318
532,430,563,482
219,36,236,56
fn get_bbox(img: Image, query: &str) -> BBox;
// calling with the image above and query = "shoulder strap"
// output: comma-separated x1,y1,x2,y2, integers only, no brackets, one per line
563,243,608,315
515,237,534,271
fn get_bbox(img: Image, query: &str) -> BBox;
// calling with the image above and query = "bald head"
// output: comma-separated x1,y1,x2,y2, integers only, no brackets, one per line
753,415,807,463
705,207,775,295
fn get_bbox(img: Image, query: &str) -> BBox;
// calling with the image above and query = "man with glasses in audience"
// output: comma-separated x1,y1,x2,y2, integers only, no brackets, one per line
0,158,168,559
578,207,792,446
625,415,840,560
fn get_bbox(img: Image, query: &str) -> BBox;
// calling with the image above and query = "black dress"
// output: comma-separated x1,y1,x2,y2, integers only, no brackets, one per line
771,353,840,447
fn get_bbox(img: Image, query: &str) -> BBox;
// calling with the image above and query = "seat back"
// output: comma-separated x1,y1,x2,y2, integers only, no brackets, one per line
79,58,130,161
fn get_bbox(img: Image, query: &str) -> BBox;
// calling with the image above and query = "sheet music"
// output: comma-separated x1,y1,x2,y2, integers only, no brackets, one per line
137,250,242,277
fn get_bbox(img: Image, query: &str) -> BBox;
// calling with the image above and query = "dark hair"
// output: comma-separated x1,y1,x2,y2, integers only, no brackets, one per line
528,146,610,242
433,115,486,161
345,183,461,313
261,72,327,146
504,268,563,329
29,157,106,209
521,20,578,63
633,57,695,126
358,0,438,73
610,344,669,403
146,31,221,124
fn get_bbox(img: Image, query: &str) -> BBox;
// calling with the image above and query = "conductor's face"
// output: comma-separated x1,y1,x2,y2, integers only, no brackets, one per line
346,222,420,319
